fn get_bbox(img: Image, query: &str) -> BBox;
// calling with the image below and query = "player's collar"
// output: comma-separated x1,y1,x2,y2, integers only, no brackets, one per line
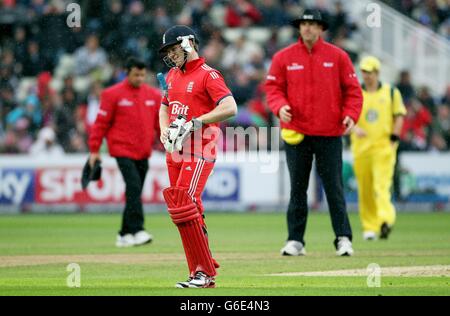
298,36,324,53
124,79,141,90
182,57,205,74
361,81,383,92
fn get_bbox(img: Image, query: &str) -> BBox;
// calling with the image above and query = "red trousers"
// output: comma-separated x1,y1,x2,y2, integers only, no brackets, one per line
166,155,214,221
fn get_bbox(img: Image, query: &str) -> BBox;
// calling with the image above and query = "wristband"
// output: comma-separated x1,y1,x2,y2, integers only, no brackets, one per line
390,134,400,142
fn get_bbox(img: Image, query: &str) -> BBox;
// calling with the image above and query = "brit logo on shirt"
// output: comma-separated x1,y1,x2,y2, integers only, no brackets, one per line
187,81,194,93
170,101,189,116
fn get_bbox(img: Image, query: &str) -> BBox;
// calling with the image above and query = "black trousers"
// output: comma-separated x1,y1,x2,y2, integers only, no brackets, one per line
116,157,149,236
284,136,352,247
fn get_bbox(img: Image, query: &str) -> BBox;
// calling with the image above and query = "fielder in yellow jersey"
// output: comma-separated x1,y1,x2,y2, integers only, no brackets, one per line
351,56,406,240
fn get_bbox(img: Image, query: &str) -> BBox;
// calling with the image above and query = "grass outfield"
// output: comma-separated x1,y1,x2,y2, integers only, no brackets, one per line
0,212,449,296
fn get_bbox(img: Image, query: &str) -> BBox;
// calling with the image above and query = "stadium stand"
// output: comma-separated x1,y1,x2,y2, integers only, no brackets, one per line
0,0,449,154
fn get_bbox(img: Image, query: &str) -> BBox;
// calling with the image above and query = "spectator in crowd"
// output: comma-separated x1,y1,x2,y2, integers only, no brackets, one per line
36,1,70,70
225,0,262,27
397,70,416,104
11,118,34,153
328,1,357,41
433,104,450,147
22,41,45,77
153,6,172,33
429,131,448,151
6,94,41,137
227,65,257,106
418,86,437,116
1,49,18,83
411,0,448,32
86,81,103,128
100,0,124,55
0,85,16,124
73,34,108,76
13,26,28,72
201,31,226,69
259,0,287,27
221,34,264,70
120,0,155,56
29,126,64,157
401,98,433,150
64,26,86,55
53,92,75,151
68,130,88,153
61,75,79,115
382,0,449,34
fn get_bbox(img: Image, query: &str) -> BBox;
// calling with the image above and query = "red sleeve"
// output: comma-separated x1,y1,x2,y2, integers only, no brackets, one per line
339,51,363,123
264,53,289,117
88,89,116,153
205,71,232,105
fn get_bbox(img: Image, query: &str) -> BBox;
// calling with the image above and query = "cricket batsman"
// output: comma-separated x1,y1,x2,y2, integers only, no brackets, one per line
158,25,237,288
351,56,406,240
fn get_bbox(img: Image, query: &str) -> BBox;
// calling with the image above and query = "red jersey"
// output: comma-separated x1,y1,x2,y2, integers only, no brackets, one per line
88,80,161,160
162,57,232,160
265,37,363,136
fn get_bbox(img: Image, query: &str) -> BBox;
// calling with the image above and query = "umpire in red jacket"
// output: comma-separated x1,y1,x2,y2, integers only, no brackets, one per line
265,10,363,256
88,57,161,248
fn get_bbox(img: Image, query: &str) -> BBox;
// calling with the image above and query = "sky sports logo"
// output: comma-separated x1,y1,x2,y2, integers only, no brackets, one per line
0,169,34,205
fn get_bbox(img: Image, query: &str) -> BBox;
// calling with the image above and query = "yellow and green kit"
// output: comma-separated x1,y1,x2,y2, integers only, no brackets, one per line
350,83,406,234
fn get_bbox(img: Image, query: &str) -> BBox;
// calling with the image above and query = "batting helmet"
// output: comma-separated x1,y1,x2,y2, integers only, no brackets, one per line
159,25,199,54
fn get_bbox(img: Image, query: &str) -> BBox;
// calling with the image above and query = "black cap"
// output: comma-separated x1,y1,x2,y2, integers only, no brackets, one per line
81,158,102,190
290,9,329,30
159,25,199,54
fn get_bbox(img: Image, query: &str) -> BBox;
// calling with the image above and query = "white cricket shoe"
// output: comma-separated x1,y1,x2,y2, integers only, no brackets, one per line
175,277,193,288
280,240,306,256
133,230,153,246
188,272,216,288
336,237,354,256
363,231,377,241
116,234,135,247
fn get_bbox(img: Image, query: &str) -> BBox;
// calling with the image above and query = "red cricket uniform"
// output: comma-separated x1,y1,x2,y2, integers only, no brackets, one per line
89,80,161,160
162,57,232,216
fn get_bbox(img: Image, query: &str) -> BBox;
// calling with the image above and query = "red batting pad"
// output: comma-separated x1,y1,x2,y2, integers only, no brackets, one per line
163,187,217,277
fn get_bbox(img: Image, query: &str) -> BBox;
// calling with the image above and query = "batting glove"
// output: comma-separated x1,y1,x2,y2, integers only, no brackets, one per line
174,117,203,152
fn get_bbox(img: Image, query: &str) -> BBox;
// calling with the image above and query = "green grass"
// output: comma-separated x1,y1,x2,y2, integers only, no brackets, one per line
0,212,449,296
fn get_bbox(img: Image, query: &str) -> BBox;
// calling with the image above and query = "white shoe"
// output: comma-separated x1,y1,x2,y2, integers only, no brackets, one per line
133,230,153,246
116,234,135,247
363,231,377,241
336,237,354,256
188,272,215,288
280,240,306,256
175,277,193,288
